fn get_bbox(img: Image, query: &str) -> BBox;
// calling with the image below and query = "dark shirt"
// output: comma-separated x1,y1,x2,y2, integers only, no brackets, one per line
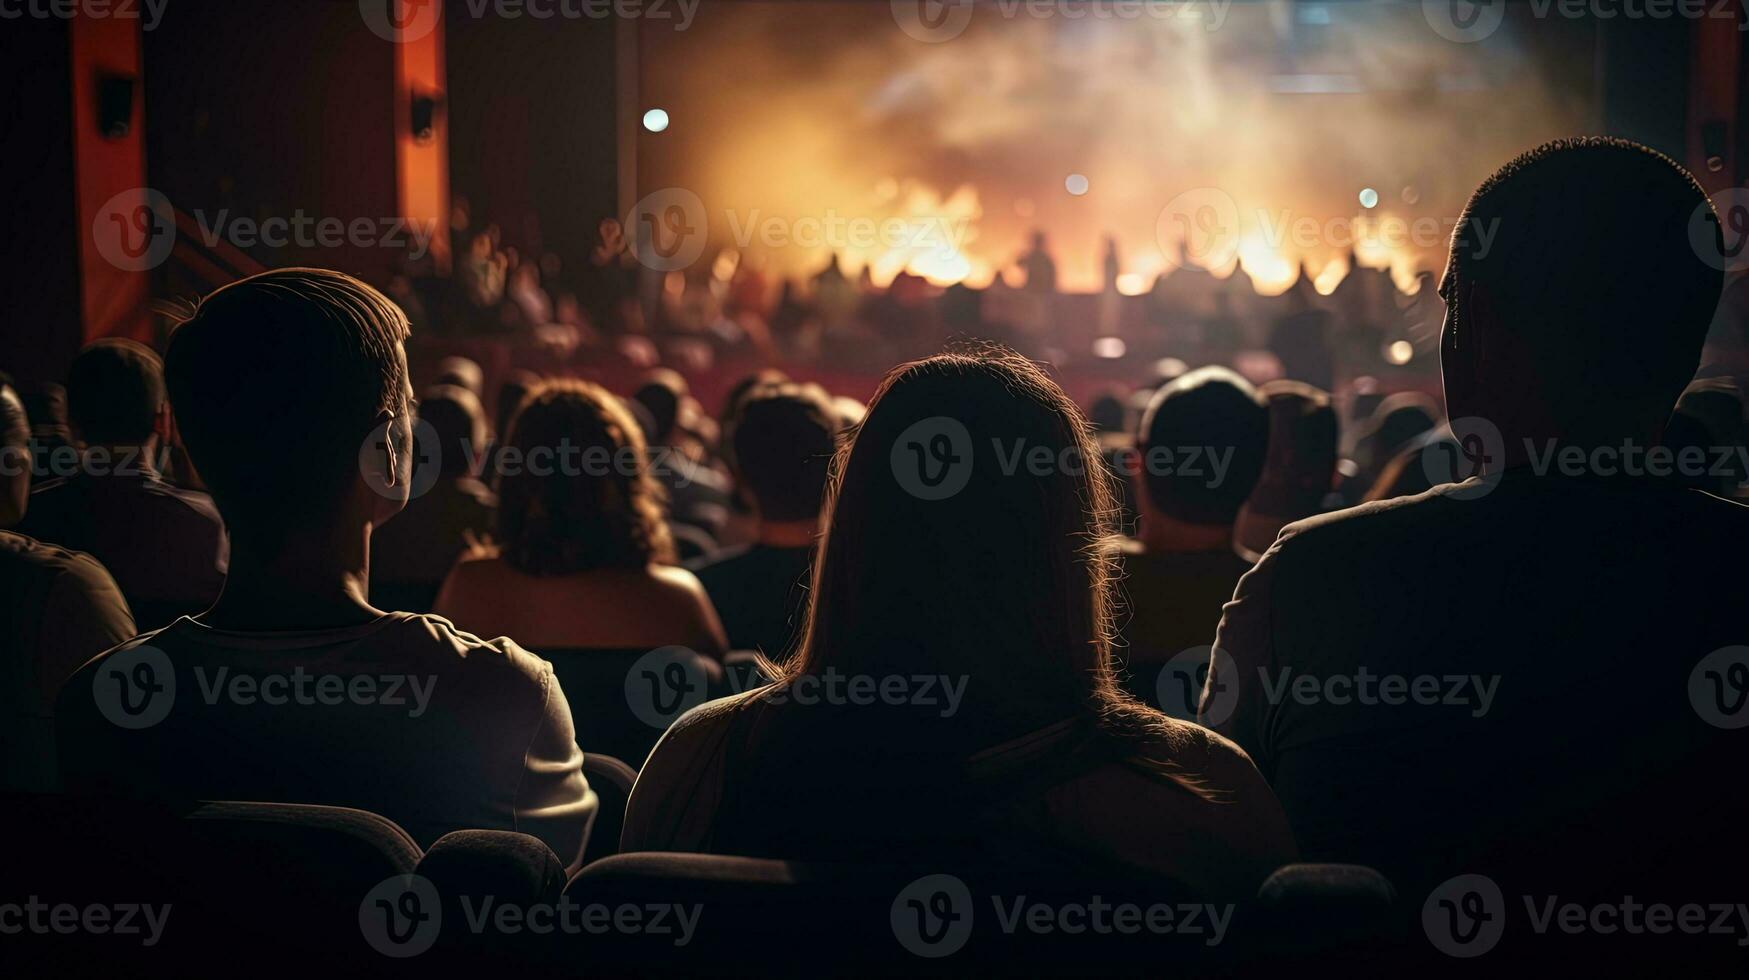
687,543,813,656
1110,539,1253,712
0,531,135,792
18,468,227,629
1210,472,1749,897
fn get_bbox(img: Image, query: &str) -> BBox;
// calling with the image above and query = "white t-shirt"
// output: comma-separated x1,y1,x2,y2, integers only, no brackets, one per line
57,612,597,867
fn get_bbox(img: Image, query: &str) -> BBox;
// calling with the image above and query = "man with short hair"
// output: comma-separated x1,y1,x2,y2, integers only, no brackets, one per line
1112,366,1267,708
1208,138,1749,897
57,269,596,866
18,339,227,628
0,378,135,791
688,383,837,656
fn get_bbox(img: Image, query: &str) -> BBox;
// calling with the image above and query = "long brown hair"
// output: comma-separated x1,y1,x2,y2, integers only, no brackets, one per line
778,346,1193,755
495,379,674,574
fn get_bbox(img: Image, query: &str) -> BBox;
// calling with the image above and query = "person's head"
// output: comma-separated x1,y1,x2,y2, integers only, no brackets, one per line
165,268,413,553
1440,138,1723,445
0,377,28,526
495,379,673,574
1086,389,1128,435
495,370,542,443
1356,392,1440,474
631,368,688,444
785,347,1158,745
1135,366,1268,528
1248,380,1338,514
66,338,168,450
433,356,484,399
732,383,838,526
417,384,488,480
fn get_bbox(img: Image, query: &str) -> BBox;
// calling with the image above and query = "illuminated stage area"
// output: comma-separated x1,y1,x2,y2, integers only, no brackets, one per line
638,3,1596,295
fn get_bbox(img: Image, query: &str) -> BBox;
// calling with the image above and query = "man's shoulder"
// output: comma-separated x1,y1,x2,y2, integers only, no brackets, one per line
0,530,123,596
140,478,225,531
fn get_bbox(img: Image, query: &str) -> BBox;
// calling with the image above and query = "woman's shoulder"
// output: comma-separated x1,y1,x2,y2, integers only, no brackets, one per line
1123,715,1264,785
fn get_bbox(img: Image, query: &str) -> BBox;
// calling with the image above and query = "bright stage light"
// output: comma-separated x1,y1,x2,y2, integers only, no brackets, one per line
642,108,670,133
1359,187,1379,209
1065,173,1089,196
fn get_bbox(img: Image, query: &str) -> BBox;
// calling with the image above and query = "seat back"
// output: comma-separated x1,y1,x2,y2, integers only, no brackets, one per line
581,752,637,864
537,647,728,766
0,794,423,967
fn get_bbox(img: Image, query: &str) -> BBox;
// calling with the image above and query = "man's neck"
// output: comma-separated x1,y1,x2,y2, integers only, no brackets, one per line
1138,514,1237,555
756,519,817,549
198,521,380,632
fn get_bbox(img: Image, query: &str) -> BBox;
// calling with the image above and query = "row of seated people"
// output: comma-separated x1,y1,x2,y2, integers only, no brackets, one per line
2,138,1748,964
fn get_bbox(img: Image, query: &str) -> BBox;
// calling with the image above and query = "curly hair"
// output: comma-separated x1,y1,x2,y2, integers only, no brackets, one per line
494,379,675,574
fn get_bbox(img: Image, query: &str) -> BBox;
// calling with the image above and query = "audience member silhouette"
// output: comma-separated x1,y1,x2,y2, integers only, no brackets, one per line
0,379,134,792
434,378,727,656
369,383,497,611
55,269,596,865
1207,138,1749,897
17,339,227,629
687,383,836,657
632,369,732,545
625,348,1294,897
1234,380,1338,561
1111,367,1267,709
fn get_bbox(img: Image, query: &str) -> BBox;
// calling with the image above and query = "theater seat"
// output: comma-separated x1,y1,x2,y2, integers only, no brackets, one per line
581,752,637,864
537,647,728,766
553,853,1398,972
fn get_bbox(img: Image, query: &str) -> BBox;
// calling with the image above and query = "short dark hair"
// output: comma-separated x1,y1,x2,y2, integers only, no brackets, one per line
67,338,164,446
1443,137,1723,426
164,268,410,544
1137,366,1267,525
417,384,487,479
631,369,687,443
733,383,838,523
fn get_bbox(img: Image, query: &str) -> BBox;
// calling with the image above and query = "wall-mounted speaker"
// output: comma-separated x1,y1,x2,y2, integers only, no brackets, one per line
99,75,135,140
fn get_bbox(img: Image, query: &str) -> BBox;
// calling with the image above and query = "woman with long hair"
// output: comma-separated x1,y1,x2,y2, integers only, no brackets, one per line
433,379,726,655
623,348,1293,896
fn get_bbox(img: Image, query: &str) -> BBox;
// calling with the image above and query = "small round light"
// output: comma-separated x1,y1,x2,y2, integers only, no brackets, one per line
1065,173,1090,196
1386,340,1414,365
642,108,670,133
1092,336,1126,359
1358,187,1379,209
